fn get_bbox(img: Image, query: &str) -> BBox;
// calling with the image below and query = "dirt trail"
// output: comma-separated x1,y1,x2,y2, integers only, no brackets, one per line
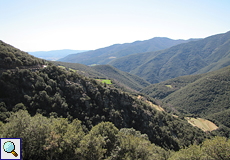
137,95,165,112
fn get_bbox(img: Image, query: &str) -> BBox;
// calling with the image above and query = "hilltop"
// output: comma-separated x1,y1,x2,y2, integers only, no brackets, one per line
0,40,45,69
59,37,196,65
109,31,230,83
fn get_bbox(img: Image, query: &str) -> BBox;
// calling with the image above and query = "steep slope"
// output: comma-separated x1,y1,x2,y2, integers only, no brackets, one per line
141,65,230,132
109,31,230,83
162,65,230,116
52,61,150,92
141,74,204,99
59,37,196,65
0,40,45,69
0,41,210,151
52,61,106,78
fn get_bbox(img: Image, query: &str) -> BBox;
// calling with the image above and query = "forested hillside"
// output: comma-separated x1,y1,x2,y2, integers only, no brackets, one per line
109,31,230,83
59,37,196,65
1,40,230,159
92,65,151,91
0,40,221,159
0,64,209,150
52,61,150,92
0,40,45,69
141,65,230,137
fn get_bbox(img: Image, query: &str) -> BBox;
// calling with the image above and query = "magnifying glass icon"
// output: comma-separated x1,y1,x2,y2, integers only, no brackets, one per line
3,141,18,157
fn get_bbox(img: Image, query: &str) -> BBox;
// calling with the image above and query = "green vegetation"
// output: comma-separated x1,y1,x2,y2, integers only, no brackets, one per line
0,64,209,150
96,79,112,84
162,65,230,117
109,31,230,83
169,136,230,160
141,74,203,99
52,61,105,78
52,62,150,92
1,110,229,159
58,65,66,69
1,39,230,159
69,68,76,72
142,65,230,137
165,85,173,89
92,65,150,91
0,40,45,69
207,108,230,128
59,37,194,65
0,110,170,159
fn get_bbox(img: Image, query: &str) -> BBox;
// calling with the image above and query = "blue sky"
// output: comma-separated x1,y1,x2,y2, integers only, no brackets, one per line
0,0,229,51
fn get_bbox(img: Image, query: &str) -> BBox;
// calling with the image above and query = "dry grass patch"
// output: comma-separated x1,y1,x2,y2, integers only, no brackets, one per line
137,95,165,112
185,117,218,132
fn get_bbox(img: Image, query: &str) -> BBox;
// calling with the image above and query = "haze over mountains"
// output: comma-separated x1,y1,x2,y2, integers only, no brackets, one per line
29,49,89,61
59,37,199,65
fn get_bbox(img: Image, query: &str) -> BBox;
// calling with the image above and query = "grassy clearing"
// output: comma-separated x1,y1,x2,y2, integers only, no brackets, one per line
89,64,97,66
96,79,112,84
165,85,173,89
58,66,66,69
185,117,218,132
69,68,76,72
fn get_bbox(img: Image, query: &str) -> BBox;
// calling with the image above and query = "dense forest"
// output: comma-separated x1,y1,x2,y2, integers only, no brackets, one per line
141,65,230,138
1,40,230,159
0,40,45,69
1,111,229,160
0,64,210,150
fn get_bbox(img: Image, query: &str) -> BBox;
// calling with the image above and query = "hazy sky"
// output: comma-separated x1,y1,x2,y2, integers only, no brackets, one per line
0,0,229,51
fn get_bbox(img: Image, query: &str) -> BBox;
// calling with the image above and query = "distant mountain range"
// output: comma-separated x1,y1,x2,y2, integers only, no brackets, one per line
58,37,199,65
109,31,230,83
29,49,89,61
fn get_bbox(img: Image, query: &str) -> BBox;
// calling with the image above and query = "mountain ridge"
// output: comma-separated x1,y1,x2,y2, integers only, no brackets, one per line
109,31,230,83
58,37,198,65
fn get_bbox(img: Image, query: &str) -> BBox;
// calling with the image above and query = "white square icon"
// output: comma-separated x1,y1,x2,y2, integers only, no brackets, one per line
0,138,21,160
